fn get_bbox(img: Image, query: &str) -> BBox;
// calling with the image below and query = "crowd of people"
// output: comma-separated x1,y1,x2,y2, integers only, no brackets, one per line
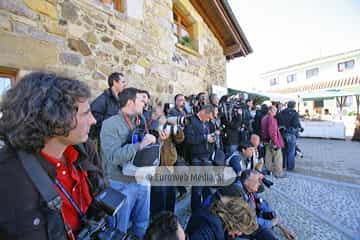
0,71,301,240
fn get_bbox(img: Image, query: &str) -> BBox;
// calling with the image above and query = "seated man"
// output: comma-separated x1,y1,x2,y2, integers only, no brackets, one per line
186,182,259,240
145,211,186,240
238,170,295,240
250,134,265,172
0,72,106,240
227,142,254,175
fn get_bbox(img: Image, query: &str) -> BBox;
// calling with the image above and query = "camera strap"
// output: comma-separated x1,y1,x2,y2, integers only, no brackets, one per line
17,150,62,211
54,178,85,219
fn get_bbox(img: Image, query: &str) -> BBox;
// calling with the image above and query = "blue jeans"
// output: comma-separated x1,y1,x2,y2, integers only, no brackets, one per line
109,180,150,239
284,133,296,170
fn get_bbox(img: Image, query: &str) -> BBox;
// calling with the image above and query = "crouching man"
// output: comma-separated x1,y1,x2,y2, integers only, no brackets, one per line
0,72,106,240
238,170,296,240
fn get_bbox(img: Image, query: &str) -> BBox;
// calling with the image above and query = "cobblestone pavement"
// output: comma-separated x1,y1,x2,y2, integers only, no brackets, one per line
176,139,360,239
262,173,360,240
296,138,360,184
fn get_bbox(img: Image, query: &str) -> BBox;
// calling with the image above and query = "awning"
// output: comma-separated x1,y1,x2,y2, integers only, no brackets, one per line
301,89,360,101
262,92,298,102
272,75,360,94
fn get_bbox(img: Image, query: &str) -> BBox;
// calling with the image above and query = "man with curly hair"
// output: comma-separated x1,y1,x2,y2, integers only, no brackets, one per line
144,211,186,240
185,182,259,240
0,72,106,240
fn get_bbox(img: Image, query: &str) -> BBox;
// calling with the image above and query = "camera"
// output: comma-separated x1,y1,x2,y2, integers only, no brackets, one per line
218,98,244,124
261,178,274,188
166,116,190,127
262,211,277,220
77,188,136,240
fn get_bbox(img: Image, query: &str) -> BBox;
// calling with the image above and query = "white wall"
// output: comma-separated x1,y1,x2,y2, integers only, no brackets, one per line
262,51,360,90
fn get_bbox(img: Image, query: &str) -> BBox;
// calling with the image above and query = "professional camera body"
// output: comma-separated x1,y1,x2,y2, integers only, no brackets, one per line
218,97,244,124
261,177,274,188
77,188,136,240
154,116,190,137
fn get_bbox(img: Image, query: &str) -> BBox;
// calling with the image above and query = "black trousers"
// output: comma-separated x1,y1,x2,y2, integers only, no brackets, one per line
239,226,278,240
150,185,176,218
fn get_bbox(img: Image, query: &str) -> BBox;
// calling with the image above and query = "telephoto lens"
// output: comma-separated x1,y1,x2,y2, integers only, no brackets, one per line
261,178,274,188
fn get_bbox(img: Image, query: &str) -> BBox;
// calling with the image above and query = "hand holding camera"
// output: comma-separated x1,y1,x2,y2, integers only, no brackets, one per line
158,130,170,141
207,133,216,143
139,134,156,149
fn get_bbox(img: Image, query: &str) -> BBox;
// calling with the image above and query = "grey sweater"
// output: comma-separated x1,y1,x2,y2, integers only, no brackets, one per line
100,113,141,183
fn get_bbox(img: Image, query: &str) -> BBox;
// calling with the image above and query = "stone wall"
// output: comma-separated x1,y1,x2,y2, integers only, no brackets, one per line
0,0,226,104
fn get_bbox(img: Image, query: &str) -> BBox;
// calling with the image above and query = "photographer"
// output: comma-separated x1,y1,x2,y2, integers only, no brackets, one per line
276,101,302,171
149,106,185,217
167,93,189,199
168,94,187,117
219,95,244,154
100,87,157,239
261,106,286,178
138,90,152,128
250,134,265,173
185,182,259,240
145,211,186,240
238,170,295,240
184,104,215,211
0,72,106,240
227,142,255,176
90,72,127,141
193,92,209,114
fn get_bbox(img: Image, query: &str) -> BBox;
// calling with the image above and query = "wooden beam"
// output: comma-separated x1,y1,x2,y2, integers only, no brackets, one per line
189,0,226,49
224,44,241,56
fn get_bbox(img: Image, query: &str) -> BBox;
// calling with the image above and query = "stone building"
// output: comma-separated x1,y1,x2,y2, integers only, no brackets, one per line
0,0,251,103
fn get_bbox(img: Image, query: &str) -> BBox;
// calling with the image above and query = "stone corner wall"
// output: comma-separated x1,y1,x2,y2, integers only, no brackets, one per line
0,0,226,104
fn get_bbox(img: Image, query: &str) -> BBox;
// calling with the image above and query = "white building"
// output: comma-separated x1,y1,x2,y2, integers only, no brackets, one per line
260,49,360,118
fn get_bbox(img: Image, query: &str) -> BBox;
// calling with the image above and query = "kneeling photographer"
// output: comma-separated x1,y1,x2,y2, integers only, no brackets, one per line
237,170,296,240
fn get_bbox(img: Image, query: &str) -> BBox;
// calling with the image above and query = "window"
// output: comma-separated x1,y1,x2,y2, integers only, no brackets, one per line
314,99,324,108
269,78,279,86
173,8,194,49
286,74,296,83
0,69,17,102
100,0,123,12
306,68,319,79
338,59,355,72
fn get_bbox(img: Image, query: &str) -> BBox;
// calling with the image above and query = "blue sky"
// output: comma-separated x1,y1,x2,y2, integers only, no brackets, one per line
227,0,360,91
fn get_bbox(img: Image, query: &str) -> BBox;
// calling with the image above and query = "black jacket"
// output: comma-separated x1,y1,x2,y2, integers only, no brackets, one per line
186,207,227,240
277,108,301,131
90,89,120,139
184,115,211,159
221,114,242,146
0,141,106,240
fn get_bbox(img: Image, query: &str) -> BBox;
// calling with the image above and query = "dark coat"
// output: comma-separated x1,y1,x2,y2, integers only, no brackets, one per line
277,108,301,130
184,115,211,159
90,88,120,139
186,207,226,240
0,141,105,240
221,114,242,146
